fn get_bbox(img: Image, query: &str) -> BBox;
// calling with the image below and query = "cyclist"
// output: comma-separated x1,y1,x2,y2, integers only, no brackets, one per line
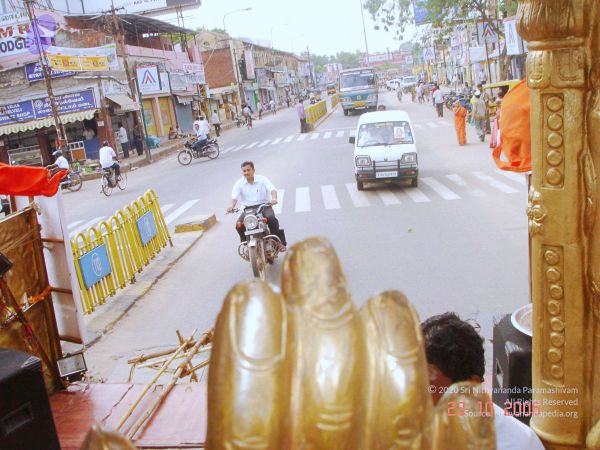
99,140,121,177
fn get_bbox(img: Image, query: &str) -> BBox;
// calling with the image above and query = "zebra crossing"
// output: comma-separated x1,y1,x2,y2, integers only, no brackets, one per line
66,170,527,236
218,120,456,155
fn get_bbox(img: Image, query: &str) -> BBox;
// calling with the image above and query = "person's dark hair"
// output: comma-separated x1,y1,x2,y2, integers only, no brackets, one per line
103,140,109,146
241,161,254,170
118,122,123,127
421,312,485,383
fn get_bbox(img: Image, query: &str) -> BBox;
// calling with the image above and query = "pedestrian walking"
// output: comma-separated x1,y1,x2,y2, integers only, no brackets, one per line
270,99,276,114
452,100,467,146
416,84,424,104
472,90,488,142
296,98,307,133
117,122,130,158
257,101,263,120
132,125,143,156
211,109,221,137
433,86,444,118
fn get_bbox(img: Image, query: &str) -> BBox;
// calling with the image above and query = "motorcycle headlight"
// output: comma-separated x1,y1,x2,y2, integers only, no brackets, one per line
243,215,259,230
402,153,417,163
355,156,372,167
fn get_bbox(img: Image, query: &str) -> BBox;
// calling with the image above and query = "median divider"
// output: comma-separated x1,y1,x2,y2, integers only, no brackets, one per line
71,189,172,314
306,100,328,129
330,93,340,108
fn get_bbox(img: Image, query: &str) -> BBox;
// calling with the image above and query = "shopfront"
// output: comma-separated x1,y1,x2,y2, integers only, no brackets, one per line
0,87,103,166
138,69,176,138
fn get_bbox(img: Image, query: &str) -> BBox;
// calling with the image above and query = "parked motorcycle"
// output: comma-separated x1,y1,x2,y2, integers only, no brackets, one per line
444,91,472,111
177,137,220,165
230,203,283,280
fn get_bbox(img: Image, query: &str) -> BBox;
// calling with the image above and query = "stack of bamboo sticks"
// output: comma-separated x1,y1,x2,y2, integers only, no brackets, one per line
115,328,213,441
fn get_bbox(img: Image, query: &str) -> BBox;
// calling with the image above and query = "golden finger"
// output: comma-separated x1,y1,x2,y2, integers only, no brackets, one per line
206,281,290,449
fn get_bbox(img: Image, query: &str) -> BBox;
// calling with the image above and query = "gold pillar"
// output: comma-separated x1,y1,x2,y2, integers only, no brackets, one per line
518,1,599,448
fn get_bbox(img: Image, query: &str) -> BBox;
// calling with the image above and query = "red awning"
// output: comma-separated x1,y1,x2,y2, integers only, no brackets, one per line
0,163,67,197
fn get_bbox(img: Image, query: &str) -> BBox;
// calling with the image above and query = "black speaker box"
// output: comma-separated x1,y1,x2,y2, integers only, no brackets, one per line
0,348,60,450
492,314,533,425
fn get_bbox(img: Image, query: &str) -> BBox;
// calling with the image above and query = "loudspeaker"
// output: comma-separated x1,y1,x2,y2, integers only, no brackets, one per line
492,314,533,425
0,348,60,450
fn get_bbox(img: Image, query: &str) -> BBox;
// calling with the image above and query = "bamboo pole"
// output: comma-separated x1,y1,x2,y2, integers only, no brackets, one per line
182,358,210,377
126,334,207,439
176,330,198,382
115,329,197,432
136,345,212,370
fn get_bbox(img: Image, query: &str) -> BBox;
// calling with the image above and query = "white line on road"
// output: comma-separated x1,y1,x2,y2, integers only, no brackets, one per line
323,131,332,139
70,216,106,236
310,133,320,140
472,171,519,193
321,185,341,209
164,200,200,225
283,135,294,143
377,189,402,205
232,144,246,152
421,177,461,200
67,220,84,230
426,122,440,128
273,189,284,214
223,146,236,153
446,174,486,197
439,121,452,127
345,183,371,207
295,187,311,212
336,130,345,138
271,137,283,145
160,203,175,214
405,188,431,203
258,139,271,147
246,141,260,149
413,124,425,130
297,134,307,141
495,170,527,186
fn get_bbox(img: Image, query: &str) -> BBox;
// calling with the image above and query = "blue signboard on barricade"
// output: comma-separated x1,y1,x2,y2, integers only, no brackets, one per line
78,244,111,289
136,211,158,246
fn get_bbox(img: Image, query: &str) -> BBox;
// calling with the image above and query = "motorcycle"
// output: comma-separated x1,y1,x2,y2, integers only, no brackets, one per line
445,91,472,111
230,203,283,280
177,136,220,165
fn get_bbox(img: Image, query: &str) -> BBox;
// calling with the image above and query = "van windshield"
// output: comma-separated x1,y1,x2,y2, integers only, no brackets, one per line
357,121,414,147
340,72,375,90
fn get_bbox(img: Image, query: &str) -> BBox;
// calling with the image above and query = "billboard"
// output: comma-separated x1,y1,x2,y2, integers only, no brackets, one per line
504,19,525,55
412,1,430,25
45,44,118,72
137,64,161,94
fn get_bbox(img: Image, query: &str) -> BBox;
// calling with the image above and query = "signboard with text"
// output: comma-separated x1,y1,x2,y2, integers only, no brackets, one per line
137,64,161,94
0,88,97,126
25,62,74,82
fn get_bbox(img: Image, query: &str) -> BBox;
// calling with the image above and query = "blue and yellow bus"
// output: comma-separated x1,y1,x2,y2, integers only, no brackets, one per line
339,67,378,116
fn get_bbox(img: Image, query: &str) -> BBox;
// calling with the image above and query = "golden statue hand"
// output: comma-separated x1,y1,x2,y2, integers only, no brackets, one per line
207,237,496,449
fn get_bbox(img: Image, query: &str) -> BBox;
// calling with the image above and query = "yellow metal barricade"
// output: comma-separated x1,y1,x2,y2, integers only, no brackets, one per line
330,94,339,108
71,189,173,314
305,100,327,125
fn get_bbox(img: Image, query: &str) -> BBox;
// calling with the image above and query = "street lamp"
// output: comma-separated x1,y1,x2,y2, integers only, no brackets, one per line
222,7,252,33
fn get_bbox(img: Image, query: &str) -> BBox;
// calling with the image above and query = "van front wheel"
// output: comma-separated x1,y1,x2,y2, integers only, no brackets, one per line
357,180,364,191
343,109,349,116
411,177,418,187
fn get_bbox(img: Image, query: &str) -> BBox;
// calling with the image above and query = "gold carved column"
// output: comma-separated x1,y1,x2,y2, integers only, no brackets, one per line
517,1,599,449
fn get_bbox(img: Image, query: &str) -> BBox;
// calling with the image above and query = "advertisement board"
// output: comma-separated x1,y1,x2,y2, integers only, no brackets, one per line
244,50,255,80
25,62,74,82
504,19,525,55
45,44,118,72
412,1,430,25
137,64,161,94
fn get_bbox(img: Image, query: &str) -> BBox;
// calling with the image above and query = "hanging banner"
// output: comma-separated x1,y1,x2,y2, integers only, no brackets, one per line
183,62,205,84
504,19,525,55
244,50,255,80
45,44,118,72
137,64,161,94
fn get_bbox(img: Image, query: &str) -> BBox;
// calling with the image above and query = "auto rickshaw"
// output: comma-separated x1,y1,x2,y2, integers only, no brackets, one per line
481,79,521,117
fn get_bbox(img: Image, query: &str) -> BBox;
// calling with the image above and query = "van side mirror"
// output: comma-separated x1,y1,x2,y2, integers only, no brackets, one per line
349,136,355,144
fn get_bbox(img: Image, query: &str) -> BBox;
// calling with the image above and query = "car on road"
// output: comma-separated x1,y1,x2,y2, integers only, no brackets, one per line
349,110,418,190
401,76,417,91
386,78,402,90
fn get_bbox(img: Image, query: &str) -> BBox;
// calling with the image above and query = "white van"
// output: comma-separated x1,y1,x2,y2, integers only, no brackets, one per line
349,110,418,190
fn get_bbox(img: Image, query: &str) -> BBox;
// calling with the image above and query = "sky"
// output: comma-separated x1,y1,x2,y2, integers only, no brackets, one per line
159,0,416,57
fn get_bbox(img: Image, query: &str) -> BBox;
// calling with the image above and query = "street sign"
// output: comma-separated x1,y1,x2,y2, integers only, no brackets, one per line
136,211,157,246
136,64,161,94
78,244,111,289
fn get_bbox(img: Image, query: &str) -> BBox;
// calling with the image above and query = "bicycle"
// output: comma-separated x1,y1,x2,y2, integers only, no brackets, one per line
101,167,127,197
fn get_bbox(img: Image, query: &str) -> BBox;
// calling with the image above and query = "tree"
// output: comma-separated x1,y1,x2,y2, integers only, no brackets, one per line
365,0,517,79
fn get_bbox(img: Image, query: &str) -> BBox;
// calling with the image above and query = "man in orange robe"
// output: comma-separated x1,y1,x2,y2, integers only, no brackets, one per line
453,100,468,146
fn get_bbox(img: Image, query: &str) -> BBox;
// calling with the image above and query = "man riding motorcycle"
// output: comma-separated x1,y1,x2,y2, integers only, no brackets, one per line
193,119,209,153
227,161,287,252
52,149,69,169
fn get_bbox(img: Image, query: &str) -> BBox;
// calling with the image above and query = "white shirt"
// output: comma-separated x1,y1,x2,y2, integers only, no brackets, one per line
211,112,220,124
99,145,117,169
257,102,262,111
118,127,128,144
83,129,95,140
493,404,545,450
232,175,275,207
55,155,69,169
197,119,210,135
433,89,444,104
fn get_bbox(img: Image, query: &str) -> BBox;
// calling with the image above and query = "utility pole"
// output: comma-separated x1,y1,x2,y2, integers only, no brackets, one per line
359,0,370,66
23,0,68,156
306,45,315,88
110,3,150,161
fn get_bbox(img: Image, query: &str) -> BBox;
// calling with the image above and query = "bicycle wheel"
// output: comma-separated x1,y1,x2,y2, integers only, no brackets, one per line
207,144,220,160
67,173,83,192
177,149,193,166
117,172,127,190
101,175,112,197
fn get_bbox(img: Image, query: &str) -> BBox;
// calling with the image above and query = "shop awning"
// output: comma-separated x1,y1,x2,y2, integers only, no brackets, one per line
176,95,194,105
106,94,136,111
0,109,97,137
